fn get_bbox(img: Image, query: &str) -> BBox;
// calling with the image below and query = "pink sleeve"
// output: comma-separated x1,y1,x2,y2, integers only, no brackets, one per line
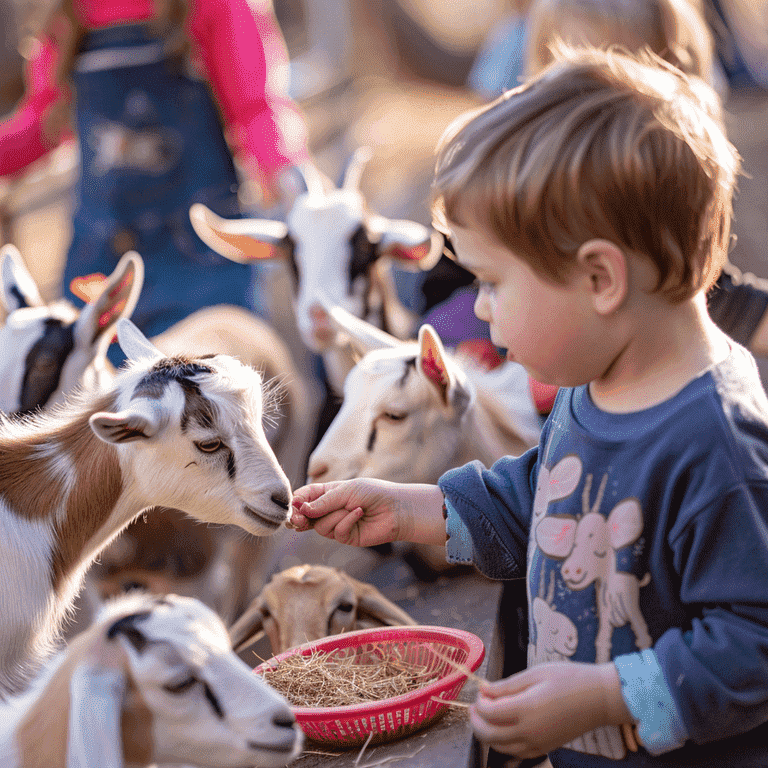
188,0,309,183
0,36,70,178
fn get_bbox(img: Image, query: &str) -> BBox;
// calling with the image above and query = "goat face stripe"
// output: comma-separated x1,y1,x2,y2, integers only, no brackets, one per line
132,358,216,433
19,319,75,414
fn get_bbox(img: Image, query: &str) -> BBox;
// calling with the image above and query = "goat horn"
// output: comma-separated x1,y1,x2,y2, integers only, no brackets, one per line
341,147,373,191
293,162,325,196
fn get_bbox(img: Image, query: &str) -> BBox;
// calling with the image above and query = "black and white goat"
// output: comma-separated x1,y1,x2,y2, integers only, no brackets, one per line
0,591,302,767
0,244,142,413
0,319,291,694
189,151,452,393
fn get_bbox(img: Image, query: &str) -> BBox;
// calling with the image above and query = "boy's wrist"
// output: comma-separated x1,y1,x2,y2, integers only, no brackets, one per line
596,662,633,726
395,485,447,546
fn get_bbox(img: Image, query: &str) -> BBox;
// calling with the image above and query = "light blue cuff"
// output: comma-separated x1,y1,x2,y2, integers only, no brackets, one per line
444,498,474,565
614,649,688,756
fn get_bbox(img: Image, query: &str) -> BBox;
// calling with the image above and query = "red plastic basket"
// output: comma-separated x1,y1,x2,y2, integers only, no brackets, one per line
253,625,485,748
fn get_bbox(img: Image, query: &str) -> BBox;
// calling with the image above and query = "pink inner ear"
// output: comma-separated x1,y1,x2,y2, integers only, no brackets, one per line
421,345,449,393
99,301,126,329
70,274,107,303
388,242,429,262
209,231,281,261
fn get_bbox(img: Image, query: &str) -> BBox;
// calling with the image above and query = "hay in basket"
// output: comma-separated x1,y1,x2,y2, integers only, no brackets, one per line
254,625,485,748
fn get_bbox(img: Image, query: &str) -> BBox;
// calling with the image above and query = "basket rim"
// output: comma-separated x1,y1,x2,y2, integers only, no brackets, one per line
253,625,485,717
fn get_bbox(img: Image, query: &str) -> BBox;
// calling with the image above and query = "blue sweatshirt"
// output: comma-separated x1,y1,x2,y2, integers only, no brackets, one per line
439,344,768,766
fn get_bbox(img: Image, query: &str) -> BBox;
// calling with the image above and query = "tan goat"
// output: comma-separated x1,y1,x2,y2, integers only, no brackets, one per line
230,564,416,656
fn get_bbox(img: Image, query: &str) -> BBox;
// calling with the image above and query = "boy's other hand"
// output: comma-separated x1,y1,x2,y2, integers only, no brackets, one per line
470,662,632,758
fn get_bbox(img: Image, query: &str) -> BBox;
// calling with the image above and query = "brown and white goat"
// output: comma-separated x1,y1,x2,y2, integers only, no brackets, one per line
0,319,291,695
0,246,314,626
230,563,416,656
0,591,302,768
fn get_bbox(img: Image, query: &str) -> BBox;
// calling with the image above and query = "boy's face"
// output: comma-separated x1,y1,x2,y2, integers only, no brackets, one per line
450,222,603,387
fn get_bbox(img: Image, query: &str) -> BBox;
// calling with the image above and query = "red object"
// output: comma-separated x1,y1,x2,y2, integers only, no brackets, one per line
254,625,485,748
529,378,559,416
454,338,505,371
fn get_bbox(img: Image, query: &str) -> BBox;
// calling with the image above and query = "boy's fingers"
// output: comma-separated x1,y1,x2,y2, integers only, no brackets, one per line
285,511,311,531
292,483,333,505
469,706,519,743
311,508,358,540
333,508,364,544
479,671,534,699
474,694,523,725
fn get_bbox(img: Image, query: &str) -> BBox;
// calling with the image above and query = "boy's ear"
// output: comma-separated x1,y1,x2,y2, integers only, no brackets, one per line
576,239,628,315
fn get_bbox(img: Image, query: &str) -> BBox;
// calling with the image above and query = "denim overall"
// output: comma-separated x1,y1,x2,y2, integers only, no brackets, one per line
62,25,255,364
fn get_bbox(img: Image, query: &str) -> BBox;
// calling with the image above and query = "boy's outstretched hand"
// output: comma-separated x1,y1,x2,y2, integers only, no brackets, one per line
470,662,633,759
289,479,447,548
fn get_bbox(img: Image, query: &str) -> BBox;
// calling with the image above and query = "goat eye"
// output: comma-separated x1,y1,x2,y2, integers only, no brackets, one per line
163,675,197,694
195,439,223,453
382,412,407,423
336,601,354,613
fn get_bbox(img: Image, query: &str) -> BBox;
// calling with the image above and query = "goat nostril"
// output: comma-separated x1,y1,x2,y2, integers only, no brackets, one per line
271,492,291,511
272,711,296,729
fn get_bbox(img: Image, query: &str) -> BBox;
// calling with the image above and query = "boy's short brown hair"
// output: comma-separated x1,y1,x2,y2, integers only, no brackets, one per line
432,46,741,302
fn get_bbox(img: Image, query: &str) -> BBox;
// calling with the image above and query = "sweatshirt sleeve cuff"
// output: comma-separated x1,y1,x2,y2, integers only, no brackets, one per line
614,649,688,755
444,498,474,565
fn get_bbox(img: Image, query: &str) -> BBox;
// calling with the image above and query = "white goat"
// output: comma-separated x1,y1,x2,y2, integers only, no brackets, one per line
0,319,291,694
307,305,541,484
297,306,540,577
0,591,302,767
188,152,445,392
230,564,416,656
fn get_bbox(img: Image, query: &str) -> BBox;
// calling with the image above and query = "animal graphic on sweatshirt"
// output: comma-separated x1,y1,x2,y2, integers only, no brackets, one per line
526,453,583,664
533,472,652,760
530,568,578,665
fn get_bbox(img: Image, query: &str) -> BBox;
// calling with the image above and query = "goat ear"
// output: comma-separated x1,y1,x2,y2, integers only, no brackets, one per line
76,252,144,351
189,203,289,263
370,217,444,271
418,324,454,407
325,303,403,356
351,578,417,627
0,244,44,311
67,640,127,768
116,318,163,363
90,401,162,444
228,601,267,653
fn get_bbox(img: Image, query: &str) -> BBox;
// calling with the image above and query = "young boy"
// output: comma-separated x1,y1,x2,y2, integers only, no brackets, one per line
289,47,768,766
